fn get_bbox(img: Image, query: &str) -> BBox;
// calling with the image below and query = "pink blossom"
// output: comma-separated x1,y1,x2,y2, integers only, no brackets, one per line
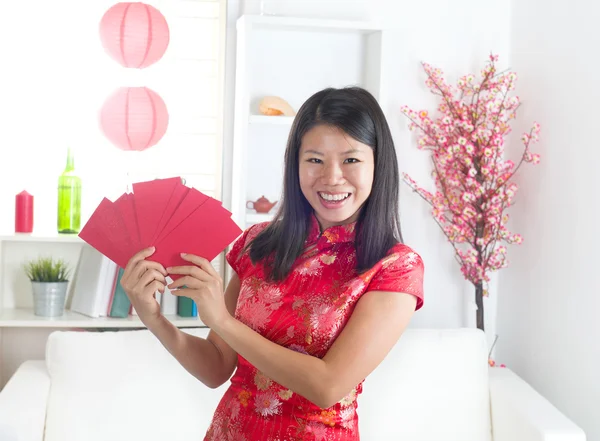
296,257,322,276
400,54,541,311
254,391,282,417
339,407,356,429
310,304,342,337
306,423,328,441
287,326,295,338
258,285,283,305
242,300,272,332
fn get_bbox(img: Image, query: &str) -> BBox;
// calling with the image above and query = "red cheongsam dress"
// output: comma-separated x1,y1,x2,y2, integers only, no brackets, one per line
204,214,424,441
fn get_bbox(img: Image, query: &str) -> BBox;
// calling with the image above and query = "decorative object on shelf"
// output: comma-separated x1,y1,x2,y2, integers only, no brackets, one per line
57,147,82,234
99,86,169,151
401,54,541,331
246,195,277,213
15,190,34,233
24,257,72,317
258,96,296,116
99,2,170,69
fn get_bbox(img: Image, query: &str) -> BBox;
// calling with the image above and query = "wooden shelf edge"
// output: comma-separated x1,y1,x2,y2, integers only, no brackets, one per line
246,212,275,223
238,14,383,33
0,234,84,243
248,114,294,126
0,309,206,328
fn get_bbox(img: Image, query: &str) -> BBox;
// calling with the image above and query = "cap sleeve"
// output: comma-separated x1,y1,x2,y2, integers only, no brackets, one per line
367,244,425,311
225,222,268,279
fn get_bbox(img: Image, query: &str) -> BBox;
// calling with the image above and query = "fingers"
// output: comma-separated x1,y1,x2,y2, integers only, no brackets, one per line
167,275,199,291
138,268,167,290
153,280,166,295
122,247,156,286
166,265,211,282
125,247,155,274
179,253,221,281
132,260,168,282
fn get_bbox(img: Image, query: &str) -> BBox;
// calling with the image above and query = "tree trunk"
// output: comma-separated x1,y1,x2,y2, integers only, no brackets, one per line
475,280,484,331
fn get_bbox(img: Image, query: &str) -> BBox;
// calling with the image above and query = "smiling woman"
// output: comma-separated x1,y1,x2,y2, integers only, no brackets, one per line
119,86,425,441
251,86,404,280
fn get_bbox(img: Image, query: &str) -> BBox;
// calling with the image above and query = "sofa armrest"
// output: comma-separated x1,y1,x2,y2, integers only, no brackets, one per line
0,360,49,441
489,367,586,441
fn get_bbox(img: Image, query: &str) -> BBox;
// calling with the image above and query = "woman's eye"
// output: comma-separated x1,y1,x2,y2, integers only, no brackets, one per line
344,158,359,164
308,158,322,164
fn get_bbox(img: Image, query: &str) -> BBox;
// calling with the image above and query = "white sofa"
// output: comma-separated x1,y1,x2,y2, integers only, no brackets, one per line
0,328,585,441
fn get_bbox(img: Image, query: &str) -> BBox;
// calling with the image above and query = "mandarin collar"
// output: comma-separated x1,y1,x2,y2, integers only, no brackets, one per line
306,212,357,249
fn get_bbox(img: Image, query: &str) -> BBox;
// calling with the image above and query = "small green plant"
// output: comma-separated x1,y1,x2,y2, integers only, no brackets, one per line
24,257,71,283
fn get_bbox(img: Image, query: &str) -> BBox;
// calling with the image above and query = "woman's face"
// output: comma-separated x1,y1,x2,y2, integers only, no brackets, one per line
299,124,375,231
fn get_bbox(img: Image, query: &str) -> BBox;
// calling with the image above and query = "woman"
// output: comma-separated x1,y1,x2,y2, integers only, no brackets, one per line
121,86,425,440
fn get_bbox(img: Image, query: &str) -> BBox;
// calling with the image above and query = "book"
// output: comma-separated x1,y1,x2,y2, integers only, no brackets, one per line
70,246,118,318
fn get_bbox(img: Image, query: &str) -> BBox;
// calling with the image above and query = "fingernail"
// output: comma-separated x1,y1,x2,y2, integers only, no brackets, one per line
150,246,155,252
180,253,187,257
166,267,172,272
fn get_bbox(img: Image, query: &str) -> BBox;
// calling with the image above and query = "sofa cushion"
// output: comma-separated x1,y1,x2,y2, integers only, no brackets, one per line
358,328,492,441
43,327,492,441
44,328,225,441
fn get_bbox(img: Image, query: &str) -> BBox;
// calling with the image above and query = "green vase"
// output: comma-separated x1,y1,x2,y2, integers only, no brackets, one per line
57,147,81,234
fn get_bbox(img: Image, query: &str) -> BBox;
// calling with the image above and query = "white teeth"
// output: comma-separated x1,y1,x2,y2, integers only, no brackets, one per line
319,192,350,201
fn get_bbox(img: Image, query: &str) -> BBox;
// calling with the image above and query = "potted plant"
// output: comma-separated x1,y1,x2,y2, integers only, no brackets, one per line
24,257,71,317
401,54,541,331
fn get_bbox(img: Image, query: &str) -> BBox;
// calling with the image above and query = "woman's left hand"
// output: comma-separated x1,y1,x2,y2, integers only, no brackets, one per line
166,253,230,328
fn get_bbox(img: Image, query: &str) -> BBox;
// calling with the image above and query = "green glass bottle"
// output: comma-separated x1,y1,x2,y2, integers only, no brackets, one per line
57,147,81,234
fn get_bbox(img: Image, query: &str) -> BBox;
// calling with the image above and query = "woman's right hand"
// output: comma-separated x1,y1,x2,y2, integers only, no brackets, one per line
120,246,168,325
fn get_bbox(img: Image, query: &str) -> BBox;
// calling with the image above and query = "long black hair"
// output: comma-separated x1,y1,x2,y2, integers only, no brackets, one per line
248,86,403,282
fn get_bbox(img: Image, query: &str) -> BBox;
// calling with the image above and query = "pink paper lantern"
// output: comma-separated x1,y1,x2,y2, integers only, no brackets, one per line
100,86,169,151
99,2,170,69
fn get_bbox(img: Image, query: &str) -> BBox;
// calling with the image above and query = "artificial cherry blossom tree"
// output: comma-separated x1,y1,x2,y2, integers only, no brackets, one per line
402,54,541,331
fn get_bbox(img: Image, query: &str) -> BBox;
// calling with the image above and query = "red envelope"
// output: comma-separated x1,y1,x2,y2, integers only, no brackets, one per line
113,193,141,253
151,197,241,275
79,177,243,275
132,177,181,248
151,182,189,245
154,187,210,244
79,197,136,268
79,219,123,266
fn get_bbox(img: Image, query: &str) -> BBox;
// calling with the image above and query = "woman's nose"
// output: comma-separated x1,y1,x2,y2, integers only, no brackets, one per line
321,163,344,185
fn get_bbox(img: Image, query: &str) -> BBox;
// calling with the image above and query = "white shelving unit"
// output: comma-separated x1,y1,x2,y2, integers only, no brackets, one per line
230,14,384,242
0,234,206,328
0,309,203,329
248,115,295,126
245,212,275,224
0,233,206,388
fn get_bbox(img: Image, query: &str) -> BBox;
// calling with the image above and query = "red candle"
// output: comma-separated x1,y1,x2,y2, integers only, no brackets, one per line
15,190,33,233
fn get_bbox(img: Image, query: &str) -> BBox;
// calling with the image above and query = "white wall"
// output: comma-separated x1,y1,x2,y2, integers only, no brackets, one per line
496,0,600,439
234,0,511,338
0,0,223,236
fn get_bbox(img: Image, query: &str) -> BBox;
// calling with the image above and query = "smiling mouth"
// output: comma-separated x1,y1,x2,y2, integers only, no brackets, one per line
318,192,351,202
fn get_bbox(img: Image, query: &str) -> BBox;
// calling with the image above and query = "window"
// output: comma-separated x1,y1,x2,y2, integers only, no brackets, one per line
0,0,226,269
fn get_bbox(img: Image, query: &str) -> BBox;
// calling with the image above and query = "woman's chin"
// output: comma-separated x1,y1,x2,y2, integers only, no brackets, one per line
313,205,360,229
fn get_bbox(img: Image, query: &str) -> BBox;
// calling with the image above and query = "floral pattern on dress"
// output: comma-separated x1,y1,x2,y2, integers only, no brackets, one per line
204,214,424,441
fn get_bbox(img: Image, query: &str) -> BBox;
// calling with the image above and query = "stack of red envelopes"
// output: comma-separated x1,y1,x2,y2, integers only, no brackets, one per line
78,177,242,275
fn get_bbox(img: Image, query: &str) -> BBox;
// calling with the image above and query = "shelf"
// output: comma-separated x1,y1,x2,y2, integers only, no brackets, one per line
0,308,206,328
246,212,274,223
0,233,84,243
239,14,382,34
249,114,294,126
